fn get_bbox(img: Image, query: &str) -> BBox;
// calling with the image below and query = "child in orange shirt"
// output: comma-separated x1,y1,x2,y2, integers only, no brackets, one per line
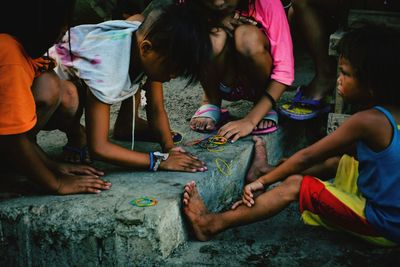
0,0,110,195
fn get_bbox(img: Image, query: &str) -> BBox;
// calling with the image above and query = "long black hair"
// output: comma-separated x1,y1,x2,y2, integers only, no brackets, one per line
180,0,256,28
140,2,212,84
0,0,76,58
338,23,400,106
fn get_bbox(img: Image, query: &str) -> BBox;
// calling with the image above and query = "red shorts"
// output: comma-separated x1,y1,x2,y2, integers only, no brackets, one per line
299,155,396,246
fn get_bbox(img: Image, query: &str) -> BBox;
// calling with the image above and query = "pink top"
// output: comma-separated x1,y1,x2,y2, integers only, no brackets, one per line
244,0,294,86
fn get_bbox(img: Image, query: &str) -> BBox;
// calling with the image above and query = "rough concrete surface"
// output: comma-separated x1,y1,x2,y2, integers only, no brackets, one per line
1,1,399,266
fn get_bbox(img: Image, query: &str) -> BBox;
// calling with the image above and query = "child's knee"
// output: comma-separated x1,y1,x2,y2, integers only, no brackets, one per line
32,72,63,108
281,174,303,201
325,156,340,171
210,28,228,58
234,25,270,57
60,80,80,111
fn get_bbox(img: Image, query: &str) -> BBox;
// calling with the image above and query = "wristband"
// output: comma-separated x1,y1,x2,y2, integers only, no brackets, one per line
149,152,155,171
262,91,277,110
152,151,169,172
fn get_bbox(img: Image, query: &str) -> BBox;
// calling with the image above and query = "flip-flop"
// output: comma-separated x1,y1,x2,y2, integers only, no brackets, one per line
279,86,331,120
251,110,279,135
62,145,91,164
190,104,230,133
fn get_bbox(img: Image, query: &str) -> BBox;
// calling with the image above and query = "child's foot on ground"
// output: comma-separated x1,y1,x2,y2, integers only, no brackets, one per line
190,117,216,132
190,104,230,133
246,136,274,183
63,124,91,164
183,181,215,241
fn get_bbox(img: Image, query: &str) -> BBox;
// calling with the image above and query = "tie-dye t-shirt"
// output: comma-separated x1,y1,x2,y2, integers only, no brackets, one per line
49,20,143,104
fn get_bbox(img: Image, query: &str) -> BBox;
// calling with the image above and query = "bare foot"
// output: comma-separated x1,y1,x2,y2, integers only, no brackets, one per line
246,136,273,183
182,181,215,241
63,124,91,164
190,117,216,132
255,119,275,131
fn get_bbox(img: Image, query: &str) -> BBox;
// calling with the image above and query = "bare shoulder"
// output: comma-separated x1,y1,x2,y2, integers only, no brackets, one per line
352,108,394,150
352,109,384,124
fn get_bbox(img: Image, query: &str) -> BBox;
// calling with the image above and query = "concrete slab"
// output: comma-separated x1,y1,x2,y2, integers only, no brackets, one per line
1,1,398,265
0,72,327,266
0,123,254,266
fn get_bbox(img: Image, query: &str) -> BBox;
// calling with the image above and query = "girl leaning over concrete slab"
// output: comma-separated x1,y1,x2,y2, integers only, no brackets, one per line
188,0,294,142
183,24,400,246
50,3,212,173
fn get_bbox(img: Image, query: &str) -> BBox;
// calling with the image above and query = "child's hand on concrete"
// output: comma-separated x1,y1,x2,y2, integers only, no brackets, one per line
53,162,104,177
160,151,207,172
56,174,111,195
218,118,255,142
169,146,186,153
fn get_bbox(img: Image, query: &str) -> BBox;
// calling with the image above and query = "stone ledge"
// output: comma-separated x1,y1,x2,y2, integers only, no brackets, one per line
0,136,254,266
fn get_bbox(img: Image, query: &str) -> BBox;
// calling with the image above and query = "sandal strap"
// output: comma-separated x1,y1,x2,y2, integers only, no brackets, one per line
289,86,322,110
263,110,278,124
192,104,221,124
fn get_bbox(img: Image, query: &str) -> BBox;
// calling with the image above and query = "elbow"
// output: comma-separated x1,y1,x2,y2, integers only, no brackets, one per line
88,143,107,160
295,149,316,170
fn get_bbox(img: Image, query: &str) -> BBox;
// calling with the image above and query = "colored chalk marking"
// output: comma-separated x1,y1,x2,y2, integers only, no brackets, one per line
215,158,232,176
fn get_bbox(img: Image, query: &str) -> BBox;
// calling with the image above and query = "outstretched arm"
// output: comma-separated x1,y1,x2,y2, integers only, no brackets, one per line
242,112,368,206
0,134,110,195
85,90,151,168
145,81,174,152
85,90,207,172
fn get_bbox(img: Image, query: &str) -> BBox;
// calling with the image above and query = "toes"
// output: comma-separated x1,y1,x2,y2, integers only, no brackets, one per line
191,118,215,131
184,186,191,195
252,135,262,144
205,121,215,130
184,181,196,193
183,191,190,200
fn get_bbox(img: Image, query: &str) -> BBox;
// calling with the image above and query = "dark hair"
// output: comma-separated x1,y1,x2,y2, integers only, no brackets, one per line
237,0,256,15
112,0,152,19
0,0,76,58
142,2,212,84
337,23,400,106
184,0,256,26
